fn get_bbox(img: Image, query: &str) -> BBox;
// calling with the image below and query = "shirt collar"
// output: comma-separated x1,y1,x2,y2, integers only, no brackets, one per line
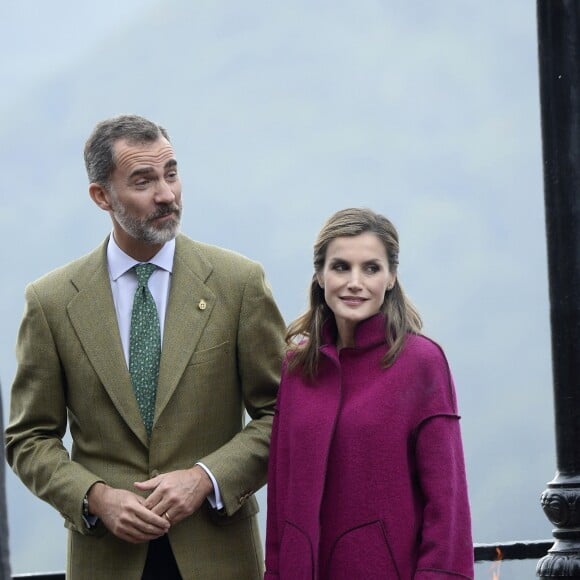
107,233,176,281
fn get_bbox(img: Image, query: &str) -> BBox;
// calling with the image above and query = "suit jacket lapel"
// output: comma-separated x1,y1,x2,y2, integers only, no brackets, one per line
67,240,149,446
155,237,216,423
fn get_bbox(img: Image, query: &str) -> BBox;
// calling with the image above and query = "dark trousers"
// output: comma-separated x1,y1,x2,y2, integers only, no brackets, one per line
142,535,182,580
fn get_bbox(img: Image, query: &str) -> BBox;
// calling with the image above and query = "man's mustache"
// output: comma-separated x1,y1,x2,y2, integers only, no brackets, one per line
150,204,181,220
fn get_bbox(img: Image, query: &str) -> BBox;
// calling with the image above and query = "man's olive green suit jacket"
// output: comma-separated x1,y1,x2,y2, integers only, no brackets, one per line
6,234,285,579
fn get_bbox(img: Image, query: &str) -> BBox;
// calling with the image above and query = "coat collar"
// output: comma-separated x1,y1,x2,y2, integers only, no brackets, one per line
320,313,388,359
66,238,147,440
154,235,216,425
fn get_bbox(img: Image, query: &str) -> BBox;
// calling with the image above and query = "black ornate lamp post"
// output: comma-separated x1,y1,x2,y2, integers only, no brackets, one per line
536,1,580,577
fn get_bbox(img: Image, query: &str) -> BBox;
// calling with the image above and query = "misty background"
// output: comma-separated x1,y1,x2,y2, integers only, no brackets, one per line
0,1,555,578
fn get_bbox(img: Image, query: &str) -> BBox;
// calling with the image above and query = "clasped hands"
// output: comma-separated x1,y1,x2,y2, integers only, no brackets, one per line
87,465,213,544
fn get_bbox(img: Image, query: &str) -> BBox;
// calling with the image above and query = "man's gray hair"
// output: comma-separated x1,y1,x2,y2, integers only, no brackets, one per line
84,114,170,186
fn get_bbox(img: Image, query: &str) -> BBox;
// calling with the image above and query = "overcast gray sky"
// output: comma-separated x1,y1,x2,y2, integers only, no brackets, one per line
0,2,554,577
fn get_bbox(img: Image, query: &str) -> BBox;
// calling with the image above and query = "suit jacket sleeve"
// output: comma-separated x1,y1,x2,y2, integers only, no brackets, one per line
198,262,285,516
413,365,474,579
5,283,104,534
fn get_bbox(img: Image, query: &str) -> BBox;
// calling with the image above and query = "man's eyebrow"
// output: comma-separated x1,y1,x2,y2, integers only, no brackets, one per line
128,167,155,179
128,159,178,179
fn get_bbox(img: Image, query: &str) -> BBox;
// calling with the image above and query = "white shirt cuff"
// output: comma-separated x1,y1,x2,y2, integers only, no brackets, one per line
196,462,224,510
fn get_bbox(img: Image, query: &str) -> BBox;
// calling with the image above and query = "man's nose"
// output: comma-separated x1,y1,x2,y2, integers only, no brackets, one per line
155,180,176,203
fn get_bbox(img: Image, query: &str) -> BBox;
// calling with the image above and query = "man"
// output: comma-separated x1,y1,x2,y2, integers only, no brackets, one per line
0,388,11,580
5,115,285,579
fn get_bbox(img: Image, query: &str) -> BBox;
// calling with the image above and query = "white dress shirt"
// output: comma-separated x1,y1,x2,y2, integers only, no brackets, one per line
106,234,223,509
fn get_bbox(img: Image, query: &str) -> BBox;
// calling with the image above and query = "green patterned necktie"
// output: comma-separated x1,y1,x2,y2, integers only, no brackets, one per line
129,263,161,437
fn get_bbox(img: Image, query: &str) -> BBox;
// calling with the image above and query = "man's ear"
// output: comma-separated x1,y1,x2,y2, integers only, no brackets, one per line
89,183,112,211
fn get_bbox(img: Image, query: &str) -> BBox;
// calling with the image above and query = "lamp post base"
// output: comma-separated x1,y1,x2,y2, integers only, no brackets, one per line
537,477,580,578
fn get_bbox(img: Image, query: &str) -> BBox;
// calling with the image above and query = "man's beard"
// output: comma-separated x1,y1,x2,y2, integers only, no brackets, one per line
111,197,182,244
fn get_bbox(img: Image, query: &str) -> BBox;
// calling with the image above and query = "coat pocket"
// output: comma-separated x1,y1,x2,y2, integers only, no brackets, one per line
186,340,230,366
327,520,400,579
279,520,314,580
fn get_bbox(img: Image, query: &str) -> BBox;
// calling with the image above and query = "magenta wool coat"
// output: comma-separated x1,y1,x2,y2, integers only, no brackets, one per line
265,314,473,580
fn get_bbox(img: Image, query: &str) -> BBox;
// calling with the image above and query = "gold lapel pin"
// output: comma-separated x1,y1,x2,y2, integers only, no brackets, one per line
198,299,207,311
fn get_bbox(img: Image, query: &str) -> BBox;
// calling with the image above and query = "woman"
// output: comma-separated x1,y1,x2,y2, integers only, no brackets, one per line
265,208,473,579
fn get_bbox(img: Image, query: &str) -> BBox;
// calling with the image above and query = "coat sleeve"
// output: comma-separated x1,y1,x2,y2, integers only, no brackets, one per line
198,263,286,516
413,412,474,579
264,357,291,578
264,392,282,578
5,283,104,534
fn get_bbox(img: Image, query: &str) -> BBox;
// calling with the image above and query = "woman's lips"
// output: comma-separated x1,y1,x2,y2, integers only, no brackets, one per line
340,296,367,305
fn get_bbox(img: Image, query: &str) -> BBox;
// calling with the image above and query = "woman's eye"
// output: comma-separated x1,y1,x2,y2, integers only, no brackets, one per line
366,264,380,273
